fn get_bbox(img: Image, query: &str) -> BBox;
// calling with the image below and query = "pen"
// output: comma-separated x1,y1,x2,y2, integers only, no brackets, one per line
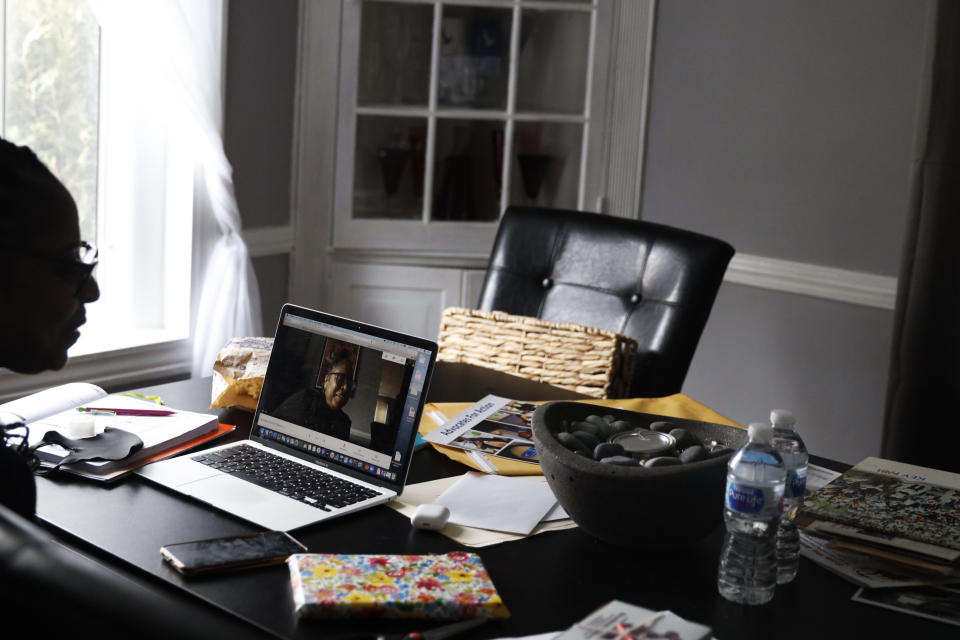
77,407,175,416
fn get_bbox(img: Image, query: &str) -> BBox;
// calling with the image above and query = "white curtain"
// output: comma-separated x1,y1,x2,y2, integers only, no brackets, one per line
89,0,262,377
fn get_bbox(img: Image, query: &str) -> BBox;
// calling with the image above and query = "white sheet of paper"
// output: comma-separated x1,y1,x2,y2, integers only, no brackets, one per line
435,472,558,535
389,476,577,547
542,501,569,521
806,463,842,493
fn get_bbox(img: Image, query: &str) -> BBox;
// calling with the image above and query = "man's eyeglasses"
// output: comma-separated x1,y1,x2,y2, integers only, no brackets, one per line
324,372,353,390
6,240,98,295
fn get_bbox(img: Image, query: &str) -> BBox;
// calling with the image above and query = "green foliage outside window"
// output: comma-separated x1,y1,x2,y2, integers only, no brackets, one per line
4,0,100,242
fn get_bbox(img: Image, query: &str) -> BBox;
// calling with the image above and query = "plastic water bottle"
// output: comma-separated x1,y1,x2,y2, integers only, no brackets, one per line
717,422,785,605
771,409,808,584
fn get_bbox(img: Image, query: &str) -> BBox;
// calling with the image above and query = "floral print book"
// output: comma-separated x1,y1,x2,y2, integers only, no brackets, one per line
287,552,511,619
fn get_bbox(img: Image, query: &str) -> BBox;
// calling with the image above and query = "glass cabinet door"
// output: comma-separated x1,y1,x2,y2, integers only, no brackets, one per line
335,0,608,251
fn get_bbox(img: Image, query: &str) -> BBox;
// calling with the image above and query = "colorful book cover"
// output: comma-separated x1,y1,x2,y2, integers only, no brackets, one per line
287,552,510,620
799,457,960,553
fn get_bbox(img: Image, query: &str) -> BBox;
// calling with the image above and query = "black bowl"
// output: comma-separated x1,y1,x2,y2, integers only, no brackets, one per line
532,401,748,549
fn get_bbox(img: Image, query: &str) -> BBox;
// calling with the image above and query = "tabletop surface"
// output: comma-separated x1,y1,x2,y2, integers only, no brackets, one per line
33,378,956,639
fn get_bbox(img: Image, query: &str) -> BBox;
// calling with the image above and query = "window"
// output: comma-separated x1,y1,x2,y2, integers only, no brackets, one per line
1,0,192,366
2,0,99,242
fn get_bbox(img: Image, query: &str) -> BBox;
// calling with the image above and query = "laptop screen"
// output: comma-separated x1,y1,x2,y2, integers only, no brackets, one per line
251,304,437,491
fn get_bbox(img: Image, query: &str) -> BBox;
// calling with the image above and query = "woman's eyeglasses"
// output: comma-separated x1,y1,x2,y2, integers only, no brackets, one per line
6,240,98,295
324,372,353,390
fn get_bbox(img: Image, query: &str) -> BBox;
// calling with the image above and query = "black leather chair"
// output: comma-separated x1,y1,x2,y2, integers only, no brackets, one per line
477,206,734,397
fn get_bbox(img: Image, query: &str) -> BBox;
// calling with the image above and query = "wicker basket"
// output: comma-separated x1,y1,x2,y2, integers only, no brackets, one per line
437,307,638,399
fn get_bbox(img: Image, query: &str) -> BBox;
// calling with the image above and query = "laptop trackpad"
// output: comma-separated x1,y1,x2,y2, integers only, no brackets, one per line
178,474,311,525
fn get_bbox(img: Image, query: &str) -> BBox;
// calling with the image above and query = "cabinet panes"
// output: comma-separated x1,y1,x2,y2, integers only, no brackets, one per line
353,115,427,220
357,2,432,106
343,0,602,236
511,121,581,209
433,118,502,221
438,6,511,110
516,9,590,114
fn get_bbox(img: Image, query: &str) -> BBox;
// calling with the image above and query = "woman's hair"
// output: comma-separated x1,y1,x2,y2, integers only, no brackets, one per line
324,344,354,373
0,137,61,236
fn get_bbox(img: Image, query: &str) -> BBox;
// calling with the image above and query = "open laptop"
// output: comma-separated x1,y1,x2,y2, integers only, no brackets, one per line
137,303,437,531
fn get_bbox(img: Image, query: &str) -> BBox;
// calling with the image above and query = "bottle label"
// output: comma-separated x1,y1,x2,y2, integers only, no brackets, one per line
786,466,807,499
738,450,780,465
726,481,783,517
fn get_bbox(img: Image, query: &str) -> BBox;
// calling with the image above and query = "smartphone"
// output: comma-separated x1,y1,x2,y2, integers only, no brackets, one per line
160,531,307,576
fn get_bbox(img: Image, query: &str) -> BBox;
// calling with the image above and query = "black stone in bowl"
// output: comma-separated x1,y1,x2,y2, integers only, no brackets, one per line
532,401,748,549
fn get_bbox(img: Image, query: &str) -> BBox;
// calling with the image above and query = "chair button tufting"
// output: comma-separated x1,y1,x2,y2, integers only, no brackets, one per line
541,277,553,288
629,293,641,304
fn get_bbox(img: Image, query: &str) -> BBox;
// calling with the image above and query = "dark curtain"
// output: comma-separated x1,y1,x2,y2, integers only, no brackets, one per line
881,1,960,472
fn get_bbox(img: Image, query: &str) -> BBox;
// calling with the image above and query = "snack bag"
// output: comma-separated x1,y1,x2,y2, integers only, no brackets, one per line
209,337,273,410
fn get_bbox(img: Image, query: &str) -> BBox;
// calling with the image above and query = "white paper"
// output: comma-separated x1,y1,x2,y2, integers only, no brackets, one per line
806,463,842,494
543,501,569,521
389,476,577,547
0,383,106,423
435,472,558,535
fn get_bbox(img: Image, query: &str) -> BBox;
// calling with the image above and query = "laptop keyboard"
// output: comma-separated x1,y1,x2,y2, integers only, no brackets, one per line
191,444,380,511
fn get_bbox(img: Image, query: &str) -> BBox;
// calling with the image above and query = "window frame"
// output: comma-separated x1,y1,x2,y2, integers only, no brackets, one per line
331,0,613,252
0,0,230,400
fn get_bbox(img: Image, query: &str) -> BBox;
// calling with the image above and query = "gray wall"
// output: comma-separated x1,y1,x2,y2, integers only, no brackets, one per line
642,0,928,463
224,0,299,334
224,0,297,229
223,0,930,464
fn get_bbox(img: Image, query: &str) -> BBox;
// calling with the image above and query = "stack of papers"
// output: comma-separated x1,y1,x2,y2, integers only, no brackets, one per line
390,473,575,547
1,383,225,482
797,457,960,582
797,457,960,626
434,472,561,536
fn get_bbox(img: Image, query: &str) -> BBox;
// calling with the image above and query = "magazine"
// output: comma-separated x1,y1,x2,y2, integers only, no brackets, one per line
799,532,960,589
798,457,960,560
424,395,540,465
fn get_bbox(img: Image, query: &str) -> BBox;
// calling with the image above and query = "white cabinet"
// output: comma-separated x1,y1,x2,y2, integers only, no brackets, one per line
334,0,613,251
327,263,483,340
292,1,654,330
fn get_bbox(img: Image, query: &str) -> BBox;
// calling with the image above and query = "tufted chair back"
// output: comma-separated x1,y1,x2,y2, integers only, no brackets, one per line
478,206,734,397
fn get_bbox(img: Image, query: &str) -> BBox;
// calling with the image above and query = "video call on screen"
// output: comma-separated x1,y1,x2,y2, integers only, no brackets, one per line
256,317,426,481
